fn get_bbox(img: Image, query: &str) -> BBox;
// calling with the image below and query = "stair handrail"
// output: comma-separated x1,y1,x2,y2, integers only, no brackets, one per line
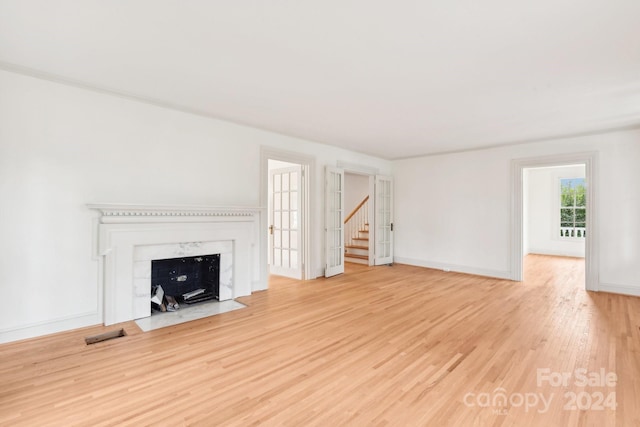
344,195,369,224
344,195,369,249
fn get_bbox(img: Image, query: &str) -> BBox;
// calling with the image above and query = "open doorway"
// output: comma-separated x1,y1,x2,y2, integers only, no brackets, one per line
344,172,374,265
325,164,394,277
511,153,598,291
523,164,586,283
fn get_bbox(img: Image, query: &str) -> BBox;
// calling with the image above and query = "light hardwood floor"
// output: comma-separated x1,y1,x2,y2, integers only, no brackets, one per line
1,255,639,426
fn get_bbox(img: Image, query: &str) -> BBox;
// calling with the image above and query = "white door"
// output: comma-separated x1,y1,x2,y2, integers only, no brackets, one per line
325,166,345,277
375,175,394,265
269,166,303,279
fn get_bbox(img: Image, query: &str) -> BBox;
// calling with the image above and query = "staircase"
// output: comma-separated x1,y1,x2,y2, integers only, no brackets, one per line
344,196,370,265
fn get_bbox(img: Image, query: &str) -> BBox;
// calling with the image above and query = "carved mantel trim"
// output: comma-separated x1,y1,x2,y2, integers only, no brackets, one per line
87,203,263,223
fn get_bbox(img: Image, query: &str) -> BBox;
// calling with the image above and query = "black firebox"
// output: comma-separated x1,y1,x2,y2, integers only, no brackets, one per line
151,254,220,304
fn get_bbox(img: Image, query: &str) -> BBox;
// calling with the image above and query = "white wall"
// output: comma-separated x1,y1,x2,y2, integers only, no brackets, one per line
393,128,640,296
345,173,369,214
0,69,392,342
526,165,585,258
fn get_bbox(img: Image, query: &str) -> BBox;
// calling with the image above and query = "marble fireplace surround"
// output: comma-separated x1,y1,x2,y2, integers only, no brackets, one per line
89,204,260,326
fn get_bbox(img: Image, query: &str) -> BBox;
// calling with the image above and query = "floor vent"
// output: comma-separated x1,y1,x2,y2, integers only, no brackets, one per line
85,328,127,345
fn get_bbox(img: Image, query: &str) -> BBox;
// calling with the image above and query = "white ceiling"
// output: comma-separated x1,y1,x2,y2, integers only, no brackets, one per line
1,1,639,159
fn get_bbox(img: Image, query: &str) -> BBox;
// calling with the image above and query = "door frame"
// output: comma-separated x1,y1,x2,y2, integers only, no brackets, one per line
510,152,598,290
261,147,314,281
339,162,379,266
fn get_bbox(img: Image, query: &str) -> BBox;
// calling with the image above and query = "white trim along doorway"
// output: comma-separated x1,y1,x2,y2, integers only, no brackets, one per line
511,152,599,291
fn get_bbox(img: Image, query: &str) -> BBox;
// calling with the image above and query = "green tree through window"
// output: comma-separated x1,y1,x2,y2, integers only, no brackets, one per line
560,178,586,238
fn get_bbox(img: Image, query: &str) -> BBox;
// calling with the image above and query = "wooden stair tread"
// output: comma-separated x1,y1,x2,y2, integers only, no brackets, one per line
346,245,368,250
345,254,368,260
352,237,369,241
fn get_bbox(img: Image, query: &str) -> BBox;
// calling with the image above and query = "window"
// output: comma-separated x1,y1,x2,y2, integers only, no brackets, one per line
560,178,586,238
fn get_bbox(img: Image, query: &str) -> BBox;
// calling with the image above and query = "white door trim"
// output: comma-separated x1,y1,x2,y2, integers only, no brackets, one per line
511,152,599,290
260,148,315,282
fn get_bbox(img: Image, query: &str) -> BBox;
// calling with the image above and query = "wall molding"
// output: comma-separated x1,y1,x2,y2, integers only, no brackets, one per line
0,311,100,345
394,257,512,281
336,161,379,176
598,283,640,297
0,60,287,141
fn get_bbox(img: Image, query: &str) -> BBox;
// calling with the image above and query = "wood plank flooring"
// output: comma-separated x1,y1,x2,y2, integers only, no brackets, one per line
1,255,639,426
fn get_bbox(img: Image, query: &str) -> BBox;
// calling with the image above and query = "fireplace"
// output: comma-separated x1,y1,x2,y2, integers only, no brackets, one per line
151,254,220,309
88,204,262,325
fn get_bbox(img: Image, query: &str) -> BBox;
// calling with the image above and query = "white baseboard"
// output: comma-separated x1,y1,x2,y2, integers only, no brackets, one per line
597,283,640,297
393,257,513,280
0,311,100,344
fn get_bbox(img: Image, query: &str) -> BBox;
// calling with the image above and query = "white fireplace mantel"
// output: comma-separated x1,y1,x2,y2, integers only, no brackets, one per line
89,204,262,325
